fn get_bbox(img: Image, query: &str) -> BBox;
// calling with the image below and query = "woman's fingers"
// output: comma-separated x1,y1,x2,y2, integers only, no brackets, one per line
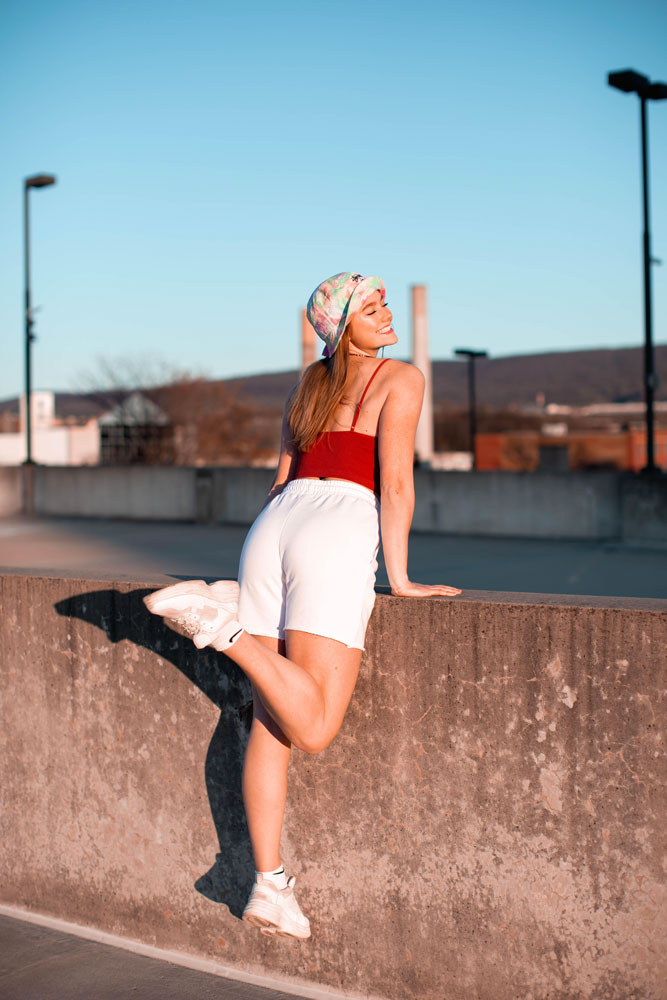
391,583,462,597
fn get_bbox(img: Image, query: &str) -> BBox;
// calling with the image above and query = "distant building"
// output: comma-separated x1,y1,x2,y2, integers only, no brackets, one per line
0,391,100,465
19,390,55,431
0,389,170,466
476,425,667,472
430,452,473,471
98,392,170,464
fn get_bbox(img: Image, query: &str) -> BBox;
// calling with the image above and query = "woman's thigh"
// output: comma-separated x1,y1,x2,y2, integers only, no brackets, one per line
279,491,379,651
285,629,363,748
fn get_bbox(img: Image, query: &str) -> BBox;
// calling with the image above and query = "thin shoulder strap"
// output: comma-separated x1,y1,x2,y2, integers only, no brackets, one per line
351,358,390,431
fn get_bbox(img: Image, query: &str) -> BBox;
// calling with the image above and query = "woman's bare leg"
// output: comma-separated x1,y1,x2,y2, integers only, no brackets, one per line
226,629,362,755
242,638,291,872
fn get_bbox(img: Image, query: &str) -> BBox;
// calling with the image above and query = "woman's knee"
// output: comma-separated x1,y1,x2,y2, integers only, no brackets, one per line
295,723,340,756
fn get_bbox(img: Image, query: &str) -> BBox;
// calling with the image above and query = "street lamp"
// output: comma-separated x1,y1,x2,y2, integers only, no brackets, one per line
24,173,56,467
608,69,667,475
454,348,488,470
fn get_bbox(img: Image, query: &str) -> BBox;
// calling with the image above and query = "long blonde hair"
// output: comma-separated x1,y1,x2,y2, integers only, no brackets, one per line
288,327,355,452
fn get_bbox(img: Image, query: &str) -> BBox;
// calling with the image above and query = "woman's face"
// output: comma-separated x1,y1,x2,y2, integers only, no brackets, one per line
346,290,397,356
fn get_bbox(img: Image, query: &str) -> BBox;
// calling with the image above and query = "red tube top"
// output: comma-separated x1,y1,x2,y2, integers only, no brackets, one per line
294,359,389,496
295,430,381,494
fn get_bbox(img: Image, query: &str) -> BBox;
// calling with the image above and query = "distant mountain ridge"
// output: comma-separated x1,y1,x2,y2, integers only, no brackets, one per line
1,345,665,416
226,344,667,410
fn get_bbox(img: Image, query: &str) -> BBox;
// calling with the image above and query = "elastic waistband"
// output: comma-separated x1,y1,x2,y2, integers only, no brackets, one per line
284,477,379,508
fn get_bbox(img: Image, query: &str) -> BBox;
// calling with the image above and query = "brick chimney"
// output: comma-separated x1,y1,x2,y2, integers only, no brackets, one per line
411,285,434,465
301,309,317,372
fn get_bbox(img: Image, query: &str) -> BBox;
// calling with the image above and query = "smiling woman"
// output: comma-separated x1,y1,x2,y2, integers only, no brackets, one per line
286,274,398,457
143,270,462,940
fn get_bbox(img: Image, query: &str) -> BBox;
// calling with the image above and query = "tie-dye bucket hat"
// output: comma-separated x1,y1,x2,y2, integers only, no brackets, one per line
307,272,386,358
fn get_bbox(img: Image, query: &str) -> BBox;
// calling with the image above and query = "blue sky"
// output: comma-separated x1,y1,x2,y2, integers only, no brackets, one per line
1,0,666,399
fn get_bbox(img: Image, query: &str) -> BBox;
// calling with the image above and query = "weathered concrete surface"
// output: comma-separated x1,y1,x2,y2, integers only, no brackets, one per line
1,572,666,1000
8,463,667,540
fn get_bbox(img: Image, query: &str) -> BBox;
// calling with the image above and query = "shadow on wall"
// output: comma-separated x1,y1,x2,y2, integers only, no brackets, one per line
53,586,255,921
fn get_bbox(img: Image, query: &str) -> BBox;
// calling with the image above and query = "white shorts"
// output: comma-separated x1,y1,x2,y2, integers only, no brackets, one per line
237,478,381,651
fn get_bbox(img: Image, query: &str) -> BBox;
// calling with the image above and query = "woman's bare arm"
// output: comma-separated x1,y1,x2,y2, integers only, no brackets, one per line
377,362,462,598
262,386,299,508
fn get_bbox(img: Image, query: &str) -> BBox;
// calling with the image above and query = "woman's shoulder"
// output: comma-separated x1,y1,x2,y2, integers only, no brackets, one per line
380,358,425,391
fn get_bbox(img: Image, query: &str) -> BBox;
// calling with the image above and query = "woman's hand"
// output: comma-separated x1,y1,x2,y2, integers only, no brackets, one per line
390,581,462,598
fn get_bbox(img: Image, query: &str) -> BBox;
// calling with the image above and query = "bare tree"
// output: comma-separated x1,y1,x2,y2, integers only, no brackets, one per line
70,354,199,393
70,355,279,466
152,377,276,465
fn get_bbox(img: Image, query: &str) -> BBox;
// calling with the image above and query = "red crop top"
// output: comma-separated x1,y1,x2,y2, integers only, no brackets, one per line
294,358,389,496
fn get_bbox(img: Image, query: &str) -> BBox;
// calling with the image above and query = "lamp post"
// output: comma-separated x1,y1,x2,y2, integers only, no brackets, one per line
608,69,667,475
23,173,56,467
454,348,488,470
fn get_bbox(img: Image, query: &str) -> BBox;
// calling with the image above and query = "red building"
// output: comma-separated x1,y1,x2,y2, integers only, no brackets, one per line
476,427,667,472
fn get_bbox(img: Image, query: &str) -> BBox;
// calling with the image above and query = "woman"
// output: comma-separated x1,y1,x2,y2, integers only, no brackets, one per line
144,271,462,939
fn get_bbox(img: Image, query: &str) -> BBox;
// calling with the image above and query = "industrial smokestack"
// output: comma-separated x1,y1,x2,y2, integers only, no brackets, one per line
411,285,434,465
301,309,317,372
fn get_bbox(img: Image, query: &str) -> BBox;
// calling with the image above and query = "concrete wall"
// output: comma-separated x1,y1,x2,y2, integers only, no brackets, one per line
411,467,622,538
0,466,22,515
33,465,197,520
208,466,279,524
5,465,667,544
620,473,667,543
4,464,667,541
1,571,666,1000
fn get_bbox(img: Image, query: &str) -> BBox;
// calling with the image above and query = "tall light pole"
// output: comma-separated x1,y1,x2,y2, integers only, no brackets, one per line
454,348,488,470
608,69,667,475
24,173,56,466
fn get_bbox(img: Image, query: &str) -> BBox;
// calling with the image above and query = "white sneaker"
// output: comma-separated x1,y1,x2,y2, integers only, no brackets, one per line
143,580,243,650
242,874,311,939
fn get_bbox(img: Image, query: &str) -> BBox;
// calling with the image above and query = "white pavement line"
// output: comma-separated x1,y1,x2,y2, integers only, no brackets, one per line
0,903,384,1000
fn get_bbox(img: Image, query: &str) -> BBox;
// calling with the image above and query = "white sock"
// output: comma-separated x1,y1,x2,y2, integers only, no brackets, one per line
257,864,288,890
209,622,245,652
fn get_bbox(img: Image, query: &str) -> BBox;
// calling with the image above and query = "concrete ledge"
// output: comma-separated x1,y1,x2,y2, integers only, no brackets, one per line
1,572,666,999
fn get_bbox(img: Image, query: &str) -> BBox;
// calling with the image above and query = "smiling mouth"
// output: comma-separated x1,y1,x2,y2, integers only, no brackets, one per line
377,324,393,334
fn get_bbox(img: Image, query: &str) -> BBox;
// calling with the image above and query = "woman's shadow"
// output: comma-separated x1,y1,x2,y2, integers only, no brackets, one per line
54,582,255,920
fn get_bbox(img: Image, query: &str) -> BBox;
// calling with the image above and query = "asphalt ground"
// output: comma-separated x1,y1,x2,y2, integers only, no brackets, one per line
0,912,309,1000
0,514,665,599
